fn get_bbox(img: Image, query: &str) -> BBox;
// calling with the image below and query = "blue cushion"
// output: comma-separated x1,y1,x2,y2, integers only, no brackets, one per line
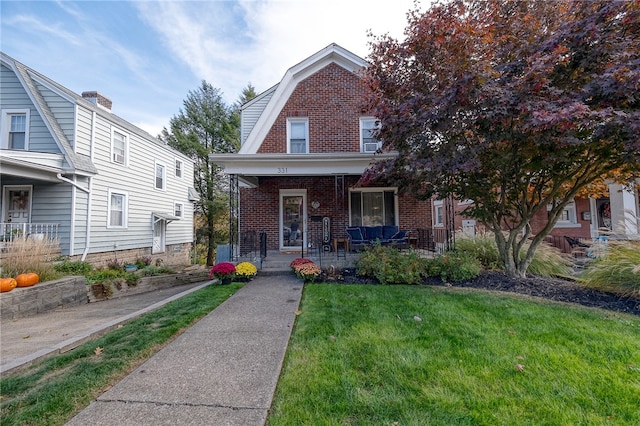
366,226,383,240
382,225,399,239
346,227,364,241
390,230,408,240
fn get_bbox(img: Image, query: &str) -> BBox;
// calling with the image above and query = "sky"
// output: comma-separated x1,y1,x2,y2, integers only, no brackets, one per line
1,0,424,137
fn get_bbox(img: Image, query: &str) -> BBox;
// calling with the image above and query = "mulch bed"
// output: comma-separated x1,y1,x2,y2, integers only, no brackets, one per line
322,269,640,316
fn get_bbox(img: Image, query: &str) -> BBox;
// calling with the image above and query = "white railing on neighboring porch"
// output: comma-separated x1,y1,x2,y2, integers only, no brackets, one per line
0,223,59,242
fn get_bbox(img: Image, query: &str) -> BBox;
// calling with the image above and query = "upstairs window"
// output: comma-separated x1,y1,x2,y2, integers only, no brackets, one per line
360,117,380,153
175,159,183,178
112,129,127,165
1,110,30,150
287,118,308,153
155,162,166,190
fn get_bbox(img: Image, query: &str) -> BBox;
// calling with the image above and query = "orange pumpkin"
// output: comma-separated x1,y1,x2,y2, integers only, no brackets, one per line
0,277,17,292
16,273,39,287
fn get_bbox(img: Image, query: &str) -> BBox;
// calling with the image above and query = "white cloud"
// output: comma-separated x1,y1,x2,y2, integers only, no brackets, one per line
135,0,418,102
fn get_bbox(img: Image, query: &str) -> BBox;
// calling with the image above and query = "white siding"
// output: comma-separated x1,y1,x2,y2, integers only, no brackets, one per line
0,64,60,154
241,87,276,144
86,114,194,254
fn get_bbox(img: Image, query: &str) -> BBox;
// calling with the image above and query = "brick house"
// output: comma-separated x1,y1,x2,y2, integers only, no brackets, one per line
210,44,432,256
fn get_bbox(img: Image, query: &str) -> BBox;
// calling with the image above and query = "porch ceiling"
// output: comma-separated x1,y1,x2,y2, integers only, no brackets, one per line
209,152,398,188
0,155,66,182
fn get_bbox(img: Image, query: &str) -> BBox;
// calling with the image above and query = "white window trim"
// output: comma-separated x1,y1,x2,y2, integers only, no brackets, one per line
552,200,580,228
360,116,380,153
348,187,399,227
107,189,128,228
175,158,183,179
174,201,184,218
286,117,309,154
434,200,444,227
1,109,30,150
155,161,166,191
111,127,129,166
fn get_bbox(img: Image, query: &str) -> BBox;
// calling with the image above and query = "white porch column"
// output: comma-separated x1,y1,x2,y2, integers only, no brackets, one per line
608,183,639,237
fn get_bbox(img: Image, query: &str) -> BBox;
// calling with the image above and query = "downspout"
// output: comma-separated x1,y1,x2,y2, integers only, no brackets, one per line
56,174,92,260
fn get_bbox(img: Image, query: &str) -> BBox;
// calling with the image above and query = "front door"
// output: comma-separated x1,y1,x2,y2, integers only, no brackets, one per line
152,219,166,254
280,190,306,250
3,186,32,224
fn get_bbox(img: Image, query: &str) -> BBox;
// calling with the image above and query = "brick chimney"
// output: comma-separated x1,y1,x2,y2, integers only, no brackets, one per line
81,91,112,111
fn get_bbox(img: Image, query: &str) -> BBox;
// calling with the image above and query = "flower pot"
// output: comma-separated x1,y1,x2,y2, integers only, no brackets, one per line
220,277,232,285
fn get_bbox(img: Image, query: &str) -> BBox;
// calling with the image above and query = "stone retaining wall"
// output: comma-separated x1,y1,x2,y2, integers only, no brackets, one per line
0,267,211,320
88,268,210,302
0,277,87,320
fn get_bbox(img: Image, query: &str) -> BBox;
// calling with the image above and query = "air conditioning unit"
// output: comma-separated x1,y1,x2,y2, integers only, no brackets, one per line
113,153,125,164
364,142,379,153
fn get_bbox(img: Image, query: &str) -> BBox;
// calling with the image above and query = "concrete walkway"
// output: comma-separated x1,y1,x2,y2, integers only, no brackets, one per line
66,274,303,425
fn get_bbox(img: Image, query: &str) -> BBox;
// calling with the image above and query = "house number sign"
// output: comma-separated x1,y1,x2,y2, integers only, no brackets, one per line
277,168,288,174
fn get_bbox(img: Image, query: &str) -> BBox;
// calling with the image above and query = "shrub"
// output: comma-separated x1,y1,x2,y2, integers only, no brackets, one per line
425,251,482,282
356,244,425,285
579,240,640,297
54,259,94,275
135,256,152,268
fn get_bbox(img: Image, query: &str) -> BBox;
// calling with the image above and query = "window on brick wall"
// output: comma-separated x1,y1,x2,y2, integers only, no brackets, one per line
434,200,444,227
360,117,381,153
548,199,579,228
349,188,397,226
287,118,308,153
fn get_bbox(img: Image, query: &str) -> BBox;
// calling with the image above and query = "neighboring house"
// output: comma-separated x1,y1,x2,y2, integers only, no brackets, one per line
433,187,640,254
210,44,432,256
0,52,197,267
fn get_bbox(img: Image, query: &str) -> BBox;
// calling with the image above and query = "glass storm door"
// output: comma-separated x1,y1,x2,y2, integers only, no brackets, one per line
152,220,166,254
281,191,306,250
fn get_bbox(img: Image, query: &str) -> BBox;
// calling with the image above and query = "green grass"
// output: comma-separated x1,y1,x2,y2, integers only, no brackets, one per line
268,284,640,425
0,283,242,426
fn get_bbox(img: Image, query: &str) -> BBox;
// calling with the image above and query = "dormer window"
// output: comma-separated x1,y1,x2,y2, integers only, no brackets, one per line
1,110,30,150
287,118,308,153
360,117,380,153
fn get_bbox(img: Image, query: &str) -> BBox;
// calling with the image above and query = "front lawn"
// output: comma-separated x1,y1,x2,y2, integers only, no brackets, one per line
268,284,640,425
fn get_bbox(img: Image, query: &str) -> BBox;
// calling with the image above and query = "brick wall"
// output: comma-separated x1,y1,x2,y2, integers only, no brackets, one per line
258,63,368,154
241,176,431,251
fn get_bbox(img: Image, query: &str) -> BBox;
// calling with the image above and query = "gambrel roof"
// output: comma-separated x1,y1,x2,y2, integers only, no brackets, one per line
239,43,369,154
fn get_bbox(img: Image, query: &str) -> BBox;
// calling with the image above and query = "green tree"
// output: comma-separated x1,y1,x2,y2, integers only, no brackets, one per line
161,81,238,265
364,0,639,278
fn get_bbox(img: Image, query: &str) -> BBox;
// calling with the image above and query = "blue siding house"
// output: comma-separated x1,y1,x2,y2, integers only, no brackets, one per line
0,52,197,267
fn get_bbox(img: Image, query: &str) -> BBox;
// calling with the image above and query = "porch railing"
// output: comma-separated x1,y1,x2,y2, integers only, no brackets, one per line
0,223,59,242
